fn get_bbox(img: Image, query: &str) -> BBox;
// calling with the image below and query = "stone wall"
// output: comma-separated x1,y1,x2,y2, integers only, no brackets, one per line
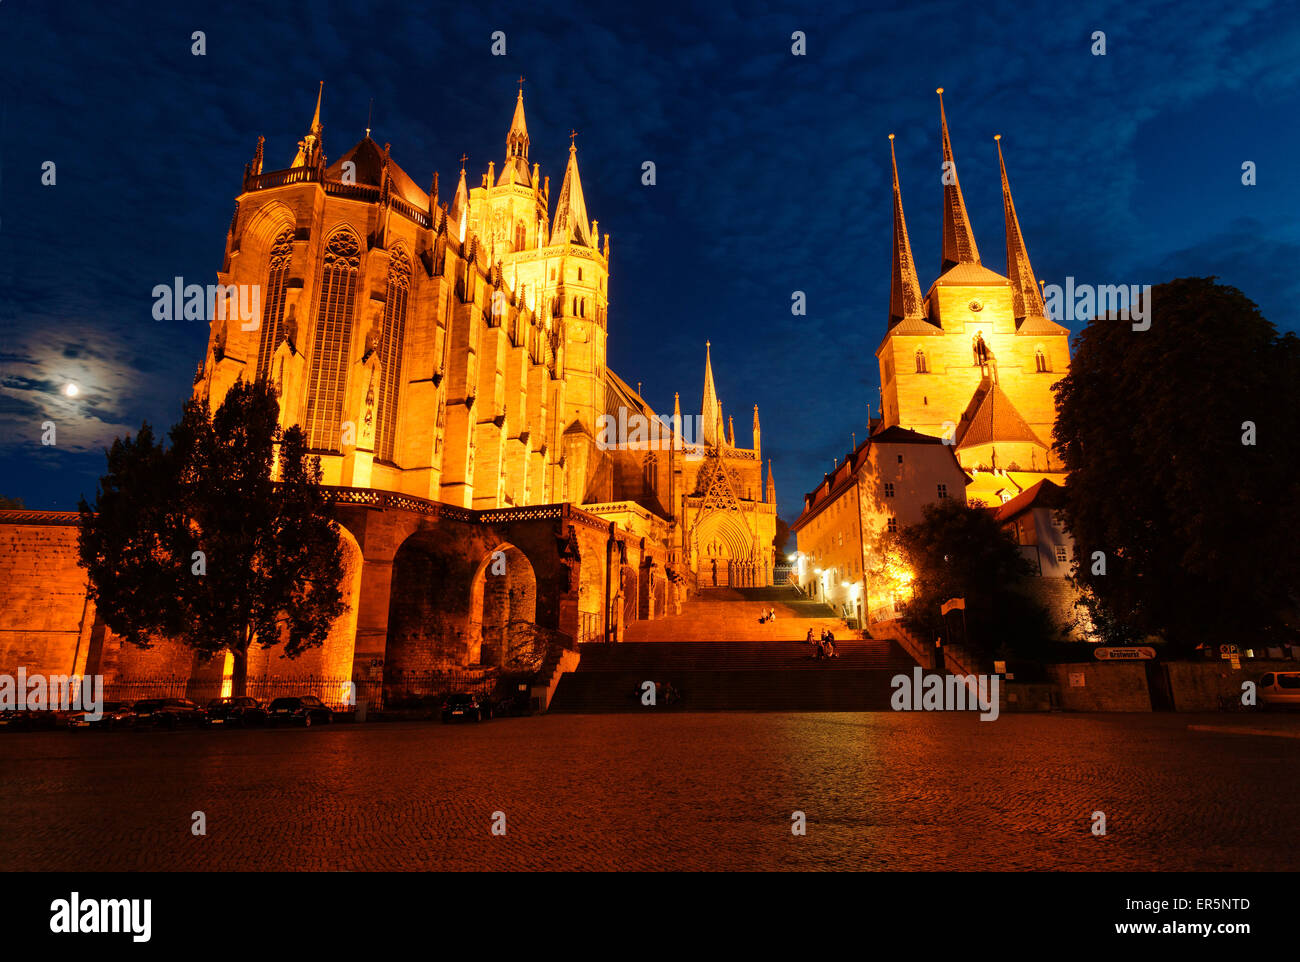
0,514,93,677
1045,662,1151,711
1165,659,1298,712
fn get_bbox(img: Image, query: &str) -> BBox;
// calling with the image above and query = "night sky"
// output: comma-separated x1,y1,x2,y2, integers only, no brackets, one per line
2,0,1298,522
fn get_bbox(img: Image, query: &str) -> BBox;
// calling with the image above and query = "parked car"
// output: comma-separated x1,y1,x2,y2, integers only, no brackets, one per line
267,696,333,727
204,696,269,728
67,701,135,730
1258,671,1300,709
0,710,61,732
131,698,206,729
441,692,488,723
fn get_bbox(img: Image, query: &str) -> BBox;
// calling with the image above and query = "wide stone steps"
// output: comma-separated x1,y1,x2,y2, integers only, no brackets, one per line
574,640,909,671
548,639,916,712
548,668,904,712
623,592,848,644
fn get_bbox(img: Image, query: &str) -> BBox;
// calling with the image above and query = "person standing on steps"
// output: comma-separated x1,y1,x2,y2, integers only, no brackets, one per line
711,558,718,587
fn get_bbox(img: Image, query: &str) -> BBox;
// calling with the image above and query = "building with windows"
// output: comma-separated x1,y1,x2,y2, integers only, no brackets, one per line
790,427,967,626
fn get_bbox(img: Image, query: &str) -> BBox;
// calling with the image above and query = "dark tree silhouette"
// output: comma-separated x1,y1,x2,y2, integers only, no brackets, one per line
1053,277,1300,652
79,379,346,694
897,498,1053,659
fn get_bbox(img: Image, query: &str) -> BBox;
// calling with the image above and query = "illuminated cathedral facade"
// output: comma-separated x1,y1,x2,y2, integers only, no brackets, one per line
192,81,779,663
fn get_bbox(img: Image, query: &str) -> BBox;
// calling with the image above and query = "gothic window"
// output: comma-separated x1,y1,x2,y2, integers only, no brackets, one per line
577,267,583,281
573,296,579,316
375,247,411,463
915,349,927,373
1035,347,1049,373
255,227,295,378
514,221,526,251
305,228,361,451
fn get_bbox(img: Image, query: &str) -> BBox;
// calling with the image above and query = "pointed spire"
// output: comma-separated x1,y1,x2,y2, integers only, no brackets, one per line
291,82,325,168
996,135,1047,321
937,88,980,272
550,138,593,246
888,134,926,325
727,415,736,447
752,404,761,456
508,89,529,154
766,460,776,505
451,157,469,243
700,341,720,448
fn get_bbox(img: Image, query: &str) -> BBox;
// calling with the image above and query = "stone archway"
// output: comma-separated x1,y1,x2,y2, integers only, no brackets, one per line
384,529,464,680
468,543,538,668
245,521,362,701
694,511,755,588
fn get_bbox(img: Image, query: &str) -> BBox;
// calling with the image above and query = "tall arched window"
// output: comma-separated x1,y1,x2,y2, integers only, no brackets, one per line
1035,347,1049,372
255,228,295,378
305,229,361,451
514,221,527,251
374,248,410,463
915,349,927,373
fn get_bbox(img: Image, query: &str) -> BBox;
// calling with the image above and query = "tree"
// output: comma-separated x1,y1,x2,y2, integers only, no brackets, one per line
79,378,346,694
897,499,1053,658
0,496,25,509
772,516,791,562
1053,277,1300,653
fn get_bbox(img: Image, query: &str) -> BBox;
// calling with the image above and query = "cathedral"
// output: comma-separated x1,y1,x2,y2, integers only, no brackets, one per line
179,82,777,679
876,89,1070,505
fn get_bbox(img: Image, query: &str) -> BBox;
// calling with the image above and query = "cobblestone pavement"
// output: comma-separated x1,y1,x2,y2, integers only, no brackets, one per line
2,713,1297,871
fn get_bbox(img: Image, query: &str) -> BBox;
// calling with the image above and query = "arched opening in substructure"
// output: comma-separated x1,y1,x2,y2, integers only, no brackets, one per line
468,544,538,668
244,521,362,708
384,530,465,683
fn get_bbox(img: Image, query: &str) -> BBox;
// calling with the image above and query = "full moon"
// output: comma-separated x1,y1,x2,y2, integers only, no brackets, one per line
63,383,79,397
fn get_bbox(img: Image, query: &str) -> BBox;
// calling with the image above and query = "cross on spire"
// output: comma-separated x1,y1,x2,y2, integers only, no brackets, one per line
569,128,579,148
459,153,468,172
517,74,526,92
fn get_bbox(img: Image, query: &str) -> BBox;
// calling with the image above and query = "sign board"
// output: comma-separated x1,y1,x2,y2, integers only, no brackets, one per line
1229,656,1241,670
993,660,1007,674
1069,672,1086,688
1219,644,1240,657
1094,647,1157,661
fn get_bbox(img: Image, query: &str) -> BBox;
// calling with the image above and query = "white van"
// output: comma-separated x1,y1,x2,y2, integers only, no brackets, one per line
1258,671,1300,709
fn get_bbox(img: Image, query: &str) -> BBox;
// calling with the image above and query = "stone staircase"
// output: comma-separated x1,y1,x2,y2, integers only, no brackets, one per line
622,587,848,644
549,586,919,712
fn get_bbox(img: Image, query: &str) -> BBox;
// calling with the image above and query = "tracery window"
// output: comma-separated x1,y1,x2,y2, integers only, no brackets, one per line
305,229,360,451
255,228,295,378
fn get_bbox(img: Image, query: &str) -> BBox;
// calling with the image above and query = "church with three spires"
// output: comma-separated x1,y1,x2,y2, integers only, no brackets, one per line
877,89,1071,505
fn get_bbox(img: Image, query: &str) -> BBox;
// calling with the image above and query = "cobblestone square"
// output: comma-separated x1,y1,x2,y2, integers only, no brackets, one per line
2,713,1297,871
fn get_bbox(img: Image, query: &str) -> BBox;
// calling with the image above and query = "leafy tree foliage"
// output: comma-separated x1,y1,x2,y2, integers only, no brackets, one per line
1053,277,1300,653
79,379,346,693
898,498,1054,658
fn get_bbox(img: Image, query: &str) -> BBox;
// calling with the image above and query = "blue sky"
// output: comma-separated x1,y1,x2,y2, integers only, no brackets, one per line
2,0,1299,521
